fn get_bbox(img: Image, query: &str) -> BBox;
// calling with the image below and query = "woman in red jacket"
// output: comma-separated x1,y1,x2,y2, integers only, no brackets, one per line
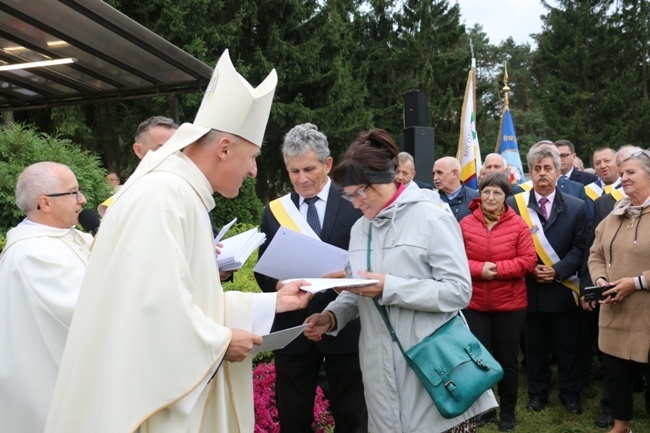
459,172,537,432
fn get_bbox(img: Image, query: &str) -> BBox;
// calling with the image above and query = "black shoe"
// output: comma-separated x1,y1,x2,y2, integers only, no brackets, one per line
582,383,597,399
498,413,516,432
475,409,498,426
526,398,547,412
594,413,614,428
563,401,583,415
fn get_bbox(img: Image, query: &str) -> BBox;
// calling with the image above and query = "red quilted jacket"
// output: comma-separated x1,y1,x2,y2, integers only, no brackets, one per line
459,198,537,312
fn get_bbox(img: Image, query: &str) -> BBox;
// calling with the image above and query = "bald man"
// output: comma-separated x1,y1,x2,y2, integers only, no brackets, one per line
432,156,478,222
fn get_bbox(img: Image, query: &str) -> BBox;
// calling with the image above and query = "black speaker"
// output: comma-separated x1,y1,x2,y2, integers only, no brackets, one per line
403,90,429,128
403,126,435,185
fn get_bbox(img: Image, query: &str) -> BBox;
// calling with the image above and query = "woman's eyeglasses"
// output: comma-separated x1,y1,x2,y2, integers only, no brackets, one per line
340,185,370,202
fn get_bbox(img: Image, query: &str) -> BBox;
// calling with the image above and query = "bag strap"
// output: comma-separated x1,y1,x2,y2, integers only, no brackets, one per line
367,225,411,365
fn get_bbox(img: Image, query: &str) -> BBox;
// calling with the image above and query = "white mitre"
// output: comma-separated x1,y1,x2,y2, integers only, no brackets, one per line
114,50,277,198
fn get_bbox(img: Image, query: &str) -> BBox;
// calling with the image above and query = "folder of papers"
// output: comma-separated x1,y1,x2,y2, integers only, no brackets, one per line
216,227,266,271
253,227,349,281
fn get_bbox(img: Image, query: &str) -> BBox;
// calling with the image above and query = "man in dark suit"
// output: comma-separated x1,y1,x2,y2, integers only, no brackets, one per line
555,140,598,186
507,143,589,416
395,151,433,189
513,141,594,223
255,123,366,433
432,156,478,221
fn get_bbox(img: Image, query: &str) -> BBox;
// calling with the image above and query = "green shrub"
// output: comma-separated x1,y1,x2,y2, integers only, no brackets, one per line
0,123,112,234
212,177,263,228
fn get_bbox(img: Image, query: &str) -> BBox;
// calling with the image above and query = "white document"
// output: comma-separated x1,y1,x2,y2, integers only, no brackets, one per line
251,324,308,356
282,278,380,294
214,217,237,243
253,227,348,281
217,227,266,271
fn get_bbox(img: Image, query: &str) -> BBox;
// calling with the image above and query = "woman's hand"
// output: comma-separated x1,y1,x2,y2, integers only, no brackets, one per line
304,313,331,341
341,269,384,298
482,262,497,280
600,277,636,305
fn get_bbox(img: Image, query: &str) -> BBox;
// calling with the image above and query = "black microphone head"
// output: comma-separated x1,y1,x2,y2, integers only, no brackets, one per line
78,208,101,235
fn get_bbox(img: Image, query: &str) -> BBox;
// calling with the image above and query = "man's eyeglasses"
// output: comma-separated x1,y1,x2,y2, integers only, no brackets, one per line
340,185,370,202
558,153,572,158
45,190,84,202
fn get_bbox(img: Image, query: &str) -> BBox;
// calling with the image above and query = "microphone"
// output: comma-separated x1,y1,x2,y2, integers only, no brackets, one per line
78,208,101,236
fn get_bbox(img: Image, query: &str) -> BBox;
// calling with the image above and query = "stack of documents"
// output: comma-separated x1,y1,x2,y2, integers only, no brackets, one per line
216,226,266,271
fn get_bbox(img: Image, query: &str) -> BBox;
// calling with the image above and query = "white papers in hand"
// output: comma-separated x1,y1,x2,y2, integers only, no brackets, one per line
217,227,266,271
253,227,348,281
214,217,237,243
282,278,380,294
251,324,308,356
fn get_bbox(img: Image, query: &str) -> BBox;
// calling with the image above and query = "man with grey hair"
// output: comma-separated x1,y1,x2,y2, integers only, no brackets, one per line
255,123,367,433
482,153,508,176
0,162,92,433
132,115,179,159
507,143,589,416
395,151,432,189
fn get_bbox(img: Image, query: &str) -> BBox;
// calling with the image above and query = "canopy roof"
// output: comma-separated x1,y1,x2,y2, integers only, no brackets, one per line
0,0,213,111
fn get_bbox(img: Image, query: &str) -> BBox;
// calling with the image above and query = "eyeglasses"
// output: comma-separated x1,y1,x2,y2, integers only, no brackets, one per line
45,190,84,202
629,150,650,159
340,185,370,202
558,153,572,158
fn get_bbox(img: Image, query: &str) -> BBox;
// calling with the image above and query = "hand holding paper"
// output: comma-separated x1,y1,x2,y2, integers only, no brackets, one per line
281,278,380,294
276,279,314,312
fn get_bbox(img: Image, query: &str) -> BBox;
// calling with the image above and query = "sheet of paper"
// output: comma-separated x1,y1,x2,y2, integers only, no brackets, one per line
251,324,308,356
282,278,380,294
253,227,348,281
214,217,237,243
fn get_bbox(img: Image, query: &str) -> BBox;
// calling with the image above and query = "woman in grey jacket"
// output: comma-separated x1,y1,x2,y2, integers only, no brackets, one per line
305,129,497,433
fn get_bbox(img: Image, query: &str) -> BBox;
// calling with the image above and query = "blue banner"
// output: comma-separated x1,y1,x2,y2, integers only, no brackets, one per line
496,107,524,185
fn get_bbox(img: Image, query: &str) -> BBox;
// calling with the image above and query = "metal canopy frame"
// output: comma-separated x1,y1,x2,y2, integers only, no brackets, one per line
0,0,213,111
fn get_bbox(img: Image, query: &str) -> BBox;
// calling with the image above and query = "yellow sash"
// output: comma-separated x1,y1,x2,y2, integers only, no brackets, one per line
519,180,533,192
611,188,625,202
584,183,602,201
513,192,580,304
268,193,320,240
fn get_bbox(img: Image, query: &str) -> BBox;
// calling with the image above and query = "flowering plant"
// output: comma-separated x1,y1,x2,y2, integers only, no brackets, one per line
253,362,334,432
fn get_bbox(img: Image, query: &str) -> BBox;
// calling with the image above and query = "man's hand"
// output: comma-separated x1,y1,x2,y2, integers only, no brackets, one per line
534,264,556,283
225,328,262,362
276,280,313,313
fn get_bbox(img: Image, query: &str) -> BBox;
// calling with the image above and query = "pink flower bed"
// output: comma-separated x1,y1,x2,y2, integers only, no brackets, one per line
253,362,334,432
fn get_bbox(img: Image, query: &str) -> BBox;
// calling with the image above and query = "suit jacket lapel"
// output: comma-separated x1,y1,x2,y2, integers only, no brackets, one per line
320,183,341,242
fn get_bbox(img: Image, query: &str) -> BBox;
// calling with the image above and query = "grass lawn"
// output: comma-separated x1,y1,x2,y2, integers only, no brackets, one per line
478,363,650,433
